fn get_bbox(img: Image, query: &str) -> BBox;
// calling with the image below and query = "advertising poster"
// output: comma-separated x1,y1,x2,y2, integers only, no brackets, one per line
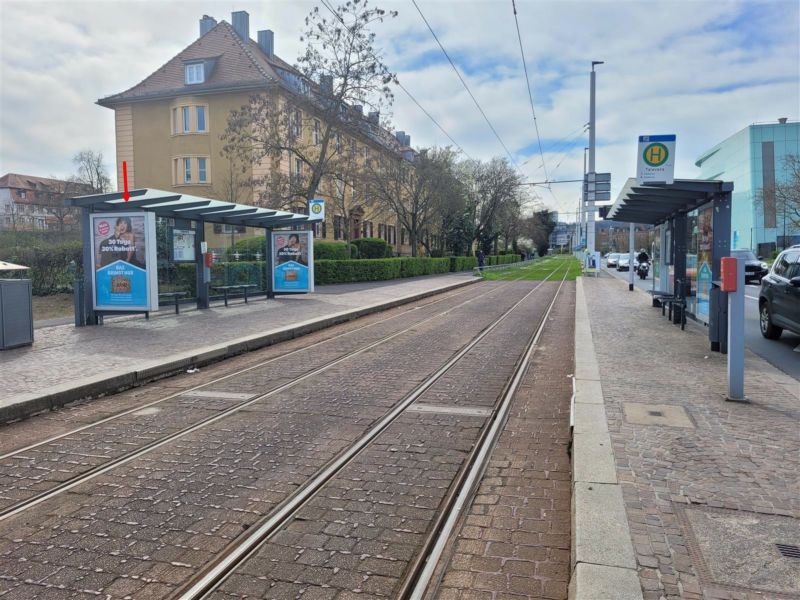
695,205,714,323
91,212,158,311
272,230,314,293
173,229,196,262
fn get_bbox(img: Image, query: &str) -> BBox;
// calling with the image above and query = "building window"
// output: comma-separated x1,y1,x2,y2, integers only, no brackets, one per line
313,119,320,145
292,109,302,138
333,215,345,240
335,132,342,153
198,158,207,183
173,156,210,185
293,158,303,185
18,190,26,199
196,106,206,132
182,106,191,133
378,223,385,240
314,221,327,239
185,63,204,84
401,228,408,245
388,225,396,245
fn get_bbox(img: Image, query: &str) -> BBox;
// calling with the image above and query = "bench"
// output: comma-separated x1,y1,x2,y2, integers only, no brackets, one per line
652,280,687,330
212,284,258,306
158,291,188,314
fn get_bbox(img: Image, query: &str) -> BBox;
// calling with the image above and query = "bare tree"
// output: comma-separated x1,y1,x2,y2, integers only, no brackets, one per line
72,150,111,193
39,177,87,237
367,147,460,256
461,158,525,254
222,0,397,210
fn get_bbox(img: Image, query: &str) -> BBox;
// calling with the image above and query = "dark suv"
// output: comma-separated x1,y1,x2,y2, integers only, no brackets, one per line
731,249,769,284
759,246,800,339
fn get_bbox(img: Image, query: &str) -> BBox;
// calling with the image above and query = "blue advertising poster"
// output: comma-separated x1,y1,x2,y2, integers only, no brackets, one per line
91,212,157,311
697,262,712,323
272,231,314,293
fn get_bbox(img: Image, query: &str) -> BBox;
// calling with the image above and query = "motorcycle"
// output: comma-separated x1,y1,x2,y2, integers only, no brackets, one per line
637,261,649,280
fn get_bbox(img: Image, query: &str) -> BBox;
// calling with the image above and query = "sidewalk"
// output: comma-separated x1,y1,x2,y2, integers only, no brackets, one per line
571,273,799,599
0,274,477,422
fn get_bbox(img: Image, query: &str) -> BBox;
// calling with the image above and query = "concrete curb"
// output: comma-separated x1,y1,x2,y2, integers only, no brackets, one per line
569,277,643,600
0,277,480,424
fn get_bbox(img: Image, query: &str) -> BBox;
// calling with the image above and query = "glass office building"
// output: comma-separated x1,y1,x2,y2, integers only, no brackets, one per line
695,120,799,256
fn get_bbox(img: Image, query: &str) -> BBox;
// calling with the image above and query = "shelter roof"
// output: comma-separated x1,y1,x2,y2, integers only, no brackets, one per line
66,189,319,229
605,178,733,225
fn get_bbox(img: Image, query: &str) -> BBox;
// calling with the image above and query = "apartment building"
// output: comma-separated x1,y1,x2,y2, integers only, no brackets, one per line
97,11,416,254
0,173,90,232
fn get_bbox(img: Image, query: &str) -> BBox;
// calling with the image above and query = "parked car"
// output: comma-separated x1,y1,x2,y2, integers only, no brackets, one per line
758,246,800,339
606,253,621,268
731,248,769,284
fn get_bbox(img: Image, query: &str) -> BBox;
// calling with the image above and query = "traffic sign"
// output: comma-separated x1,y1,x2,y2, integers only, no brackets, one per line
585,172,610,183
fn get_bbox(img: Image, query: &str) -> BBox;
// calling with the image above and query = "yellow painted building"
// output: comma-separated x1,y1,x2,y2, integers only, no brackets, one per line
98,11,415,255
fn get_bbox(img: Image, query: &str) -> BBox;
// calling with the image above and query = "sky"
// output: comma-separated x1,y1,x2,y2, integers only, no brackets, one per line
1,0,798,222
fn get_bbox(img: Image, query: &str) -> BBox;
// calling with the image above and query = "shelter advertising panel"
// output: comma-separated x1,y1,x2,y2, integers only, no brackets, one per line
272,231,314,293
172,228,196,262
91,212,158,311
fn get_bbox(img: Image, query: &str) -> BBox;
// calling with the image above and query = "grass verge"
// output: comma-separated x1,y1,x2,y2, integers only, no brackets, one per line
478,255,582,281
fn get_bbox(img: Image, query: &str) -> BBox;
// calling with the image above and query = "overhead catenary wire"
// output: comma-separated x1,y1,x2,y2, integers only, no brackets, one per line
410,0,521,169
318,0,474,161
511,0,548,185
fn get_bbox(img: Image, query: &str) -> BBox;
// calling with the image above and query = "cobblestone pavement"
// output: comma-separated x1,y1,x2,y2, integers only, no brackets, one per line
431,282,575,600
0,274,475,402
0,282,501,512
584,274,800,600
208,281,569,600
0,281,564,599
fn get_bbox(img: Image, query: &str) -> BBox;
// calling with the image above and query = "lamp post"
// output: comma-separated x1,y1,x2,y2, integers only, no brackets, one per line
587,61,603,256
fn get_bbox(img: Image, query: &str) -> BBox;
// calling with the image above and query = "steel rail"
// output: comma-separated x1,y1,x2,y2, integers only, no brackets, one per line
0,280,521,523
175,261,568,600
0,281,483,463
404,268,569,600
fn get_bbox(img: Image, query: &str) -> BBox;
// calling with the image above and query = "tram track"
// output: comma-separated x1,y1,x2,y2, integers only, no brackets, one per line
172,263,569,599
0,278,525,523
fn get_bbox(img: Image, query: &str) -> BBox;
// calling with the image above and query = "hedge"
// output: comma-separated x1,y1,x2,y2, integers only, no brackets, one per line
351,237,389,259
399,257,450,277
1,242,83,295
314,241,352,260
315,258,402,284
485,254,518,266
450,256,478,271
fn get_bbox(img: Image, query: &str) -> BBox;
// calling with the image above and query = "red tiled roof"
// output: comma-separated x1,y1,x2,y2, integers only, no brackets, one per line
98,21,281,106
0,173,84,191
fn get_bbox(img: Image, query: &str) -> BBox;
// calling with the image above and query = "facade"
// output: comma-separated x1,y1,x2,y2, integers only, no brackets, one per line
695,119,800,255
548,222,574,251
0,173,90,232
97,12,417,255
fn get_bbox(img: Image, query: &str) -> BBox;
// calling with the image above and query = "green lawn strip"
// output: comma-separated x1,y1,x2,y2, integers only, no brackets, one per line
479,256,580,281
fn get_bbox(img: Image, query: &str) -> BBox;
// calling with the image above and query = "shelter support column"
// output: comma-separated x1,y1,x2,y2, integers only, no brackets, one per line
265,228,274,299
195,221,209,309
80,207,97,326
672,213,687,324
628,222,635,291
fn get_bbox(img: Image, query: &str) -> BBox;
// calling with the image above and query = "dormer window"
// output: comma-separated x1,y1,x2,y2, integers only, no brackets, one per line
185,62,204,85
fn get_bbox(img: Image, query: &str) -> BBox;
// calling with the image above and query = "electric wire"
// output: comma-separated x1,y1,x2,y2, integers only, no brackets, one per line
410,0,520,168
318,0,474,161
511,0,548,184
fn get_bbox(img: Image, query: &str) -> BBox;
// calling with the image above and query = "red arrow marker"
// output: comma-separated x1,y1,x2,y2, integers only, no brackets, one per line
122,161,130,201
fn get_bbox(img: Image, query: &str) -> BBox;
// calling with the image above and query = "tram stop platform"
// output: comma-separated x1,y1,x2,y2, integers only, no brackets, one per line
0,273,476,423
571,272,799,600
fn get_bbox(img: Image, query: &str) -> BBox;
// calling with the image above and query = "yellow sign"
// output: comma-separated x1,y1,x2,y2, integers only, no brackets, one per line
643,143,669,167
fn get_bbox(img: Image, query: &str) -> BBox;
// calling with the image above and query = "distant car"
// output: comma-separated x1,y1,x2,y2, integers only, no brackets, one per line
759,247,800,339
731,248,769,284
617,257,631,271
606,253,621,268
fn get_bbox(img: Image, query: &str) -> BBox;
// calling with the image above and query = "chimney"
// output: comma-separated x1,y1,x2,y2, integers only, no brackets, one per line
232,11,250,41
778,117,788,124
257,30,274,59
319,75,333,95
367,111,380,125
200,15,217,37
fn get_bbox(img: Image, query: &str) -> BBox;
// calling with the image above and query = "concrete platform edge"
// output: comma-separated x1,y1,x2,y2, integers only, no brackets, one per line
1,277,479,424
569,276,643,600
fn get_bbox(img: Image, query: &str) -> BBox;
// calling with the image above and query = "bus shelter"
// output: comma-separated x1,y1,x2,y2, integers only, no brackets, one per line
604,178,733,351
67,189,321,326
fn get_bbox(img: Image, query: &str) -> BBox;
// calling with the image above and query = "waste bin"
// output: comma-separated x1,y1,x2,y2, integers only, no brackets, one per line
0,261,34,349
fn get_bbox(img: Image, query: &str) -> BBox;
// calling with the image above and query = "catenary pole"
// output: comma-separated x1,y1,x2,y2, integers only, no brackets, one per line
587,61,603,255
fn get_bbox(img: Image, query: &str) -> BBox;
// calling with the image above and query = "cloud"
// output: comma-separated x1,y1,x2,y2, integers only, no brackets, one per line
0,0,798,222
